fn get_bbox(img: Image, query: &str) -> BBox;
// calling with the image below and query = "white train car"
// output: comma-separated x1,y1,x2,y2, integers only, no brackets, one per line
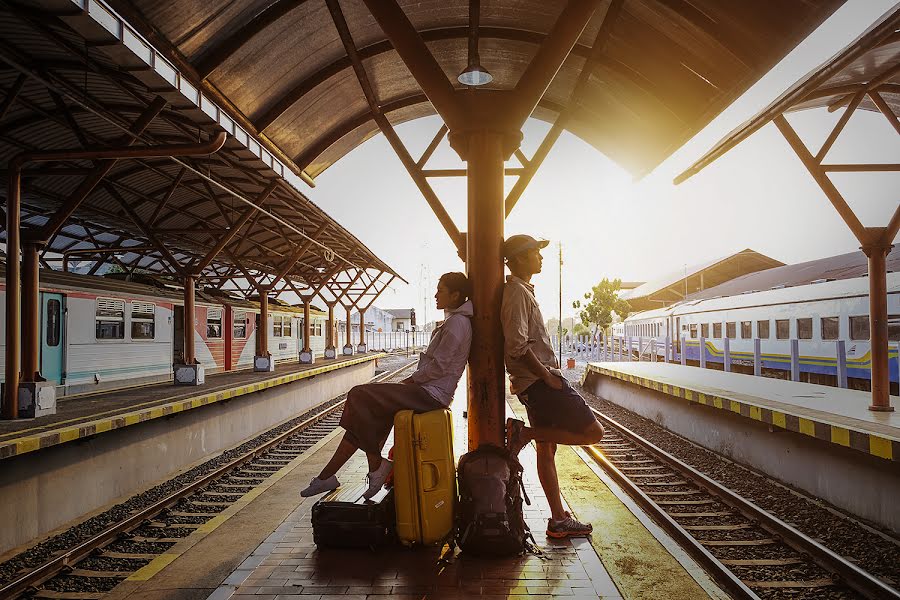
619,273,900,388
0,267,329,396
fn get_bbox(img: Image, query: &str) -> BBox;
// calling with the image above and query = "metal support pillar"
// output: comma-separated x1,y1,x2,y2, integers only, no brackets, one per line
723,337,731,373
754,339,762,377
864,244,894,411
357,308,367,353
462,130,506,450
174,275,204,385
790,340,800,382
836,340,848,389
324,303,337,359
698,336,707,369
255,289,275,371
300,300,314,364
343,306,354,355
3,165,22,419
21,242,41,382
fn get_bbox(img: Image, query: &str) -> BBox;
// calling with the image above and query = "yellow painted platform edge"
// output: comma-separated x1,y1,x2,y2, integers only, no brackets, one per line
584,363,900,462
1,354,382,461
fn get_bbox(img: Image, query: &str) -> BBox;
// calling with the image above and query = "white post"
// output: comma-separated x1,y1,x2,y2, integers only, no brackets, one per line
699,336,707,369
753,338,761,377
663,336,670,363
791,339,800,382
680,336,687,366
651,339,657,363
836,340,848,389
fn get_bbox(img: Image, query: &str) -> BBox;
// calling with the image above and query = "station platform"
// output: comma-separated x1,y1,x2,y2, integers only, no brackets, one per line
106,384,727,600
0,354,379,461
584,362,900,463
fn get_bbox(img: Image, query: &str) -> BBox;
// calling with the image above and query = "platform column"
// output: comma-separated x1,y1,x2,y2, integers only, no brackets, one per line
18,241,57,417
357,309,367,353
174,275,205,386
451,129,506,450
254,288,275,372
864,243,893,411
324,303,337,359
299,300,314,364
343,306,354,355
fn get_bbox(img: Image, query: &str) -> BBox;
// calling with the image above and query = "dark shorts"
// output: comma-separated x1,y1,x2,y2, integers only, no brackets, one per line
517,378,596,433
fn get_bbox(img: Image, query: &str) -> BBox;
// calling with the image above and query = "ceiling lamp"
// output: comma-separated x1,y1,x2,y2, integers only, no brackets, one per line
458,0,492,86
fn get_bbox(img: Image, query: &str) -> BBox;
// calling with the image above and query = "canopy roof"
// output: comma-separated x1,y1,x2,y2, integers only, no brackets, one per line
102,0,845,180
0,0,400,302
677,5,900,183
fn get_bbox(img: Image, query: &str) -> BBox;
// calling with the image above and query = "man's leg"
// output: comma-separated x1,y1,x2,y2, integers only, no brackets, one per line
534,441,566,521
318,433,359,479
524,420,604,447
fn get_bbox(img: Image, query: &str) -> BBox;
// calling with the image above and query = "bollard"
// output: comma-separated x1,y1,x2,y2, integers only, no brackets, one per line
836,340,848,388
699,336,707,369
754,338,761,377
790,339,800,382
723,337,731,373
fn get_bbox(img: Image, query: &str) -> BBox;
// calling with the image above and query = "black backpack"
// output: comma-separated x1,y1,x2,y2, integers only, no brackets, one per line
456,444,535,556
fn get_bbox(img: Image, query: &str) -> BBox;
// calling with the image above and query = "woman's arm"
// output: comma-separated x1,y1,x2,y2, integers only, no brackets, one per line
410,317,469,385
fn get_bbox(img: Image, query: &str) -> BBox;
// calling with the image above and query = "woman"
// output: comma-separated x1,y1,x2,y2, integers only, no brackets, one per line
301,272,472,499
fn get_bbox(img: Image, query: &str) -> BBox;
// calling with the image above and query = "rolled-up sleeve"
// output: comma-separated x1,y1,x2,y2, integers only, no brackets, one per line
501,286,531,358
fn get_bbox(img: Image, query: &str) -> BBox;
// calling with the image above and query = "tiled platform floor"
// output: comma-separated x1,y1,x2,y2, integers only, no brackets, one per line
206,399,623,600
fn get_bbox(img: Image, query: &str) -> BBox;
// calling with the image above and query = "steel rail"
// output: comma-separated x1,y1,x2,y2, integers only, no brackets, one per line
587,407,900,600
0,360,416,598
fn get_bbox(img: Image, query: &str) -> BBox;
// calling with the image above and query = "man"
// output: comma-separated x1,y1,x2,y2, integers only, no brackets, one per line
501,234,605,539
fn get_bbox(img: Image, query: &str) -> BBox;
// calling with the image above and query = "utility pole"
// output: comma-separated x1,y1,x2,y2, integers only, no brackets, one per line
558,241,563,368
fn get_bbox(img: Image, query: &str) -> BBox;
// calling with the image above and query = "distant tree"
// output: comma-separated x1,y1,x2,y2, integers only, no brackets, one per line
572,278,631,336
573,322,591,336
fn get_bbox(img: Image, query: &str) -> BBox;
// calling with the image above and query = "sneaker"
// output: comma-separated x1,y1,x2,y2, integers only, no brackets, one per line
362,458,393,500
300,475,339,497
546,512,593,539
505,418,528,456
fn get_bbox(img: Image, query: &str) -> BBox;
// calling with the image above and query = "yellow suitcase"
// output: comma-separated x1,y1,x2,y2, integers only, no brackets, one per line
393,408,455,545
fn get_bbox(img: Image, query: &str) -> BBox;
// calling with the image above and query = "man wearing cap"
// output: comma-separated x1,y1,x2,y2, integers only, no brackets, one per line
501,234,605,539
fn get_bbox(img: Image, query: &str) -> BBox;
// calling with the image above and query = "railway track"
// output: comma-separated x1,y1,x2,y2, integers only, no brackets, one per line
585,407,900,600
0,360,417,599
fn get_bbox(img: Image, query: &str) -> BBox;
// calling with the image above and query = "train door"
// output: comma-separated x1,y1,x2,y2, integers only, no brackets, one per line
173,305,185,364
40,293,64,384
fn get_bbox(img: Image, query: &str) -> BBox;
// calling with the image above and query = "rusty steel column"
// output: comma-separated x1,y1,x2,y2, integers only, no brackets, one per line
303,301,312,353
358,308,366,351
258,289,270,357
21,242,41,382
865,243,894,411
463,130,507,450
345,305,353,351
326,304,335,349
183,275,196,364
4,164,22,418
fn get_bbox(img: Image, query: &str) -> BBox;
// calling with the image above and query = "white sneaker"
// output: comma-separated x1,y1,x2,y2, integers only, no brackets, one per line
300,475,339,497
362,459,393,500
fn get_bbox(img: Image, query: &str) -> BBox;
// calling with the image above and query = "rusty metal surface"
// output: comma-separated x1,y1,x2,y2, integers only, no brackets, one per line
101,0,846,179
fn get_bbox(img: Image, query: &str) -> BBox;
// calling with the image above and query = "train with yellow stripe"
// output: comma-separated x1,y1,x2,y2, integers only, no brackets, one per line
0,266,327,396
616,273,900,391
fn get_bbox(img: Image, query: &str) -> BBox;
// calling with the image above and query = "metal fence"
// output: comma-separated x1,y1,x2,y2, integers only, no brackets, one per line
364,330,430,353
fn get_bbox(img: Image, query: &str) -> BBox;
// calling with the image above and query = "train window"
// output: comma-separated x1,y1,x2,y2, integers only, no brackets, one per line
776,319,790,340
757,320,770,339
797,318,812,339
46,299,61,347
131,301,155,340
821,317,839,340
741,321,751,339
889,315,900,342
850,316,869,341
701,324,709,338
726,322,736,339
207,307,223,339
96,298,125,340
689,324,698,339
283,317,292,338
273,315,283,337
233,311,247,339
713,323,722,338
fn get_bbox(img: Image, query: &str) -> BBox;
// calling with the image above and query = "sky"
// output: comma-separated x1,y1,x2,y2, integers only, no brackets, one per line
302,0,900,326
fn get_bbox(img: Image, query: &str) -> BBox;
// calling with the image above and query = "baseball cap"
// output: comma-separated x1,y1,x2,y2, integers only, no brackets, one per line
503,234,549,259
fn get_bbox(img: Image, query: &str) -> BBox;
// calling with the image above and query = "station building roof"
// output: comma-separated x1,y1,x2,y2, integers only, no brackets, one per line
620,249,784,311
98,0,846,180
684,248,900,302
0,0,400,304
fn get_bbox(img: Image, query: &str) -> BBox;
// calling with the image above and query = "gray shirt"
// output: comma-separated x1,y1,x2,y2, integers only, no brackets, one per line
501,275,561,394
410,300,473,406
